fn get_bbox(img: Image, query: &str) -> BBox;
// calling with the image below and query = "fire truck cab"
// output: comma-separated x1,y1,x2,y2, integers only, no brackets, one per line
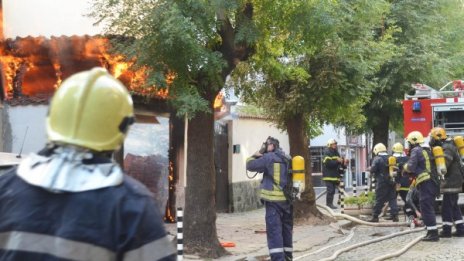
403,80,464,140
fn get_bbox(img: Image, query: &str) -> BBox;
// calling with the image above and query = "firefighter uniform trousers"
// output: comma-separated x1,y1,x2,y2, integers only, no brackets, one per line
265,201,293,261
418,179,438,230
404,201,416,217
325,181,338,206
442,193,464,233
373,185,398,217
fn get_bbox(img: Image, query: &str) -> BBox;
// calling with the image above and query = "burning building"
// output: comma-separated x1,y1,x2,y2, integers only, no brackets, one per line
0,0,185,219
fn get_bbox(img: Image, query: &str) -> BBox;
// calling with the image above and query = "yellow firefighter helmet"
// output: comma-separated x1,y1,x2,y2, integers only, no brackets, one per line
430,127,447,141
373,143,387,155
392,142,404,153
327,138,337,147
406,131,424,145
46,67,134,151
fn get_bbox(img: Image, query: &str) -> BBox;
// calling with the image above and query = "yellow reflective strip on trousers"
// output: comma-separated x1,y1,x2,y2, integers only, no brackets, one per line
323,156,340,164
0,231,115,261
416,172,430,185
322,177,339,181
399,187,410,191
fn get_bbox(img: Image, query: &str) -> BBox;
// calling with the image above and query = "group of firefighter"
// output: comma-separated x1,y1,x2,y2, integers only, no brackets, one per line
323,128,464,242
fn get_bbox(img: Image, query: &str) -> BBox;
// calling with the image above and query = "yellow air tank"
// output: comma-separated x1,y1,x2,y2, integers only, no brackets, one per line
454,136,464,162
292,156,305,199
432,146,447,176
388,156,397,178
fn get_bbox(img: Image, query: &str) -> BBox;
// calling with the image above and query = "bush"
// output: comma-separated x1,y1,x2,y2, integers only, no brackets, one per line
344,191,375,207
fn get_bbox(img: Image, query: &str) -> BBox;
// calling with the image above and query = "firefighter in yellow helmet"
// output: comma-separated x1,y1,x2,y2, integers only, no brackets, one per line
322,138,347,209
429,127,464,238
0,68,176,260
391,142,412,219
368,143,399,222
403,131,440,241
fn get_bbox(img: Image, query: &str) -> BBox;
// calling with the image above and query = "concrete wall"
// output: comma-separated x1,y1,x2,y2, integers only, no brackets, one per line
229,118,289,184
227,118,289,212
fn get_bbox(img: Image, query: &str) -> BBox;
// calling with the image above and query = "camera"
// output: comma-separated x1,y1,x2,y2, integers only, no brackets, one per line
258,136,280,154
259,142,267,154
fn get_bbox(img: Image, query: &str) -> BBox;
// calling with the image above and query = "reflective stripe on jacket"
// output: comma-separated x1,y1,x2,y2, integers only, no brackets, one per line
370,154,392,187
322,148,341,181
0,168,176,261
246,150,290,202
404,146,432,186
394,155,411,188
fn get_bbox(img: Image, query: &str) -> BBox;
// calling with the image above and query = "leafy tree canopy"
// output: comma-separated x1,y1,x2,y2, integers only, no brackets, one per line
231,0,396,136
363,0,464,139
90,0,258,117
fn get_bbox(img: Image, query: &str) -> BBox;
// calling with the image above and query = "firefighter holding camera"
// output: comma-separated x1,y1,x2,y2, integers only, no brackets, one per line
246,137,293,261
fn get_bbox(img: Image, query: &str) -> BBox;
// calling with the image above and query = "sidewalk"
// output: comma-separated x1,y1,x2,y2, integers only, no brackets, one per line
166,193,352,260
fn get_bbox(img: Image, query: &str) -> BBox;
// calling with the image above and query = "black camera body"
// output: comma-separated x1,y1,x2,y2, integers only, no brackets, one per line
258,136,280,154
258,142,267,154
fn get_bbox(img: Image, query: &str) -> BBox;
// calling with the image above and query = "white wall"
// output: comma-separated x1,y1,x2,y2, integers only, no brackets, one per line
3,0,104,38
230,118,289,183
7,105,48,154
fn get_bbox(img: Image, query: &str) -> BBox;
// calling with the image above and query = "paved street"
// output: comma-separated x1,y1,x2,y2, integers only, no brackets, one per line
167,190,464,260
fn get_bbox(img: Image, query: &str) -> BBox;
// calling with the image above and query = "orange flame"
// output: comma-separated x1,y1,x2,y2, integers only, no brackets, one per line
0,36,171,99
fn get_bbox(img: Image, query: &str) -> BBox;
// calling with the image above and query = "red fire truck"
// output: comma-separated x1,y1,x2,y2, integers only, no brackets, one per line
403,80,464,140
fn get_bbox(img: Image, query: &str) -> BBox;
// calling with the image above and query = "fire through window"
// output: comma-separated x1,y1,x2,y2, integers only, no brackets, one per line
0,35,172,100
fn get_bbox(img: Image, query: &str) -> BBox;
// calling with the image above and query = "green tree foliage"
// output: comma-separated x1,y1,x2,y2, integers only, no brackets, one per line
234,0,396,132
231,0,394,219
363,0,464,146
90,0,257,258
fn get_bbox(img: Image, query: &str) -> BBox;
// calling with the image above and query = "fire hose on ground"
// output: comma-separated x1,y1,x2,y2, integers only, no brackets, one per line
316,188,408,227
316,228,426,261
317,203,409,227
313,189,442,261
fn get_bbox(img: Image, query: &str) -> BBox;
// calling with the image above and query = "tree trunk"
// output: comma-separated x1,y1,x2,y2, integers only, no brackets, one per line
164,114,185,223
372,114,390,149
184,107,227,258
285,113,325,221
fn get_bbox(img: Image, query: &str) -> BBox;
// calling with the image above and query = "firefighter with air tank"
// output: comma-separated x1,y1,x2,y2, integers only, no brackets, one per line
390,143,412,218
429,127,464,238
246,137,305,261
403,131,440,241
368,143,399,222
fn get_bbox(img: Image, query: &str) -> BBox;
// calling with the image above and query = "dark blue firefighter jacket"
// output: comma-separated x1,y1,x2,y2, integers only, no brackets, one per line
0,168,176,261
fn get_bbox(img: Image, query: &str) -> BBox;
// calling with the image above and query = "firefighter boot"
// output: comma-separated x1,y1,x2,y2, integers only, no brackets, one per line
368,215,379,223
392,215,399,222
452,230,464,237
439,228,452,238
327,196,337,209
422,230,439,242
327,204,338,210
